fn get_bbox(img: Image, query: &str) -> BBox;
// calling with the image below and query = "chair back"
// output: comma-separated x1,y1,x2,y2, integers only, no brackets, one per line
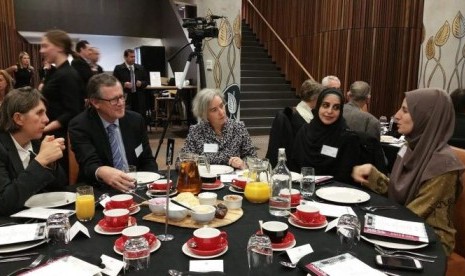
452,146,465,257
67,133,79,185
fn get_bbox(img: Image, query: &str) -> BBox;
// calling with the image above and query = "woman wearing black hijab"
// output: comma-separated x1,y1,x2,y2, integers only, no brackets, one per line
289,88,362,183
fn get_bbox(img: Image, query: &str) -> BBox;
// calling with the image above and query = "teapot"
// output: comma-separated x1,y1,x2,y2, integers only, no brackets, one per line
176,152,207,195
244,158,271,203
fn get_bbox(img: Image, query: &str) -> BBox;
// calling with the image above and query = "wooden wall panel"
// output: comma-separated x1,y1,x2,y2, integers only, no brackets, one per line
243,0,424,117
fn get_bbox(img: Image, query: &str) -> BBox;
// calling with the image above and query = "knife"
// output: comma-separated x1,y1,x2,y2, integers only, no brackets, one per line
0,256,31,263
0,252,38,259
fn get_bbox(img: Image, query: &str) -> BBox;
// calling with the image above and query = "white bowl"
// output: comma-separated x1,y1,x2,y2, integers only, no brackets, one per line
198,192,217,205
190,205,216,224
148,197,167,215
223,194,243,210
165,202,189,221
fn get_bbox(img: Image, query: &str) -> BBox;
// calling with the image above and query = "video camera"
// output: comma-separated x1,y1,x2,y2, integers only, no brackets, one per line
182,15,222,41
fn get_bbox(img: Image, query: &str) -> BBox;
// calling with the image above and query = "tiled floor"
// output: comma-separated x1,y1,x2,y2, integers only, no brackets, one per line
148,124,269,167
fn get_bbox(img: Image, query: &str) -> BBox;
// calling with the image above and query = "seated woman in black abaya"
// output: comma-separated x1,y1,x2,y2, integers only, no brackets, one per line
289,88,362,183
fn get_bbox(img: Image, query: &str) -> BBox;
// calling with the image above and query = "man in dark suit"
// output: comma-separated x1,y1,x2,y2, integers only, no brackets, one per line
112,49,149,116
89,47,104,75
0,88,66,215
71,40,93,89
69,73,157,191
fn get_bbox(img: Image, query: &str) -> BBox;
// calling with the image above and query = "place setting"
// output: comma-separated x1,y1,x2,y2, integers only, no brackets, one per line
200,173,224,191
182,227,228,259
113,226,161,255
94,208,137,235
104,194,141,215
260,221,296,251
146,179,178,197
288,205,328,230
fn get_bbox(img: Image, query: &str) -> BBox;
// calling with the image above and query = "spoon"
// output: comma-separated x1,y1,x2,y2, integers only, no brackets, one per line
288,212,305,223
259,220,264,234
279,261,296,268
95,193,109,206
168,269,226,275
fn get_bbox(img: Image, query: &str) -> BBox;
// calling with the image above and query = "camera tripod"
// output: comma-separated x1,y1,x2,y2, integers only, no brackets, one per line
153,39,207,161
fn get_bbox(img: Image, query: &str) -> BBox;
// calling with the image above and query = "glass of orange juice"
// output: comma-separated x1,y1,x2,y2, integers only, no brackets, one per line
76,185,95,222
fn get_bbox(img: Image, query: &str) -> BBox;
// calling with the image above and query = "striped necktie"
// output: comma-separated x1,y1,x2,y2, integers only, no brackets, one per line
107,124,125,170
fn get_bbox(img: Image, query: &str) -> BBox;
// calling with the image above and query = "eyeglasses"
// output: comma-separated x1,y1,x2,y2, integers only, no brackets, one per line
97,95,126,106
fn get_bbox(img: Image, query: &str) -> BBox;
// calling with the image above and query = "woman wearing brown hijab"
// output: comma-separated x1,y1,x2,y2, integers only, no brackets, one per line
352,88,464,255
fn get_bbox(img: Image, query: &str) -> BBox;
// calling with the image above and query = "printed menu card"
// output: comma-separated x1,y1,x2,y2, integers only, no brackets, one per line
305,253,384,276
363,214,428,243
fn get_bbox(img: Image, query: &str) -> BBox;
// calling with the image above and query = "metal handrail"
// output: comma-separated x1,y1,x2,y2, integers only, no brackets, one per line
245,0,314,81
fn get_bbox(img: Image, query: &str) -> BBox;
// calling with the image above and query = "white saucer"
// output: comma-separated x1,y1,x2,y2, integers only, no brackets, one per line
288,217,328,230
272,239,296,252
202,183,225,191
181,243,228,259
113,239,161,255
129,206,141,215
94,224,123,235
146,189,178,197
228,186,244,194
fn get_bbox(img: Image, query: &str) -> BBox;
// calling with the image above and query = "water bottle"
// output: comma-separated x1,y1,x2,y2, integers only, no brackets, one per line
269,148,292,216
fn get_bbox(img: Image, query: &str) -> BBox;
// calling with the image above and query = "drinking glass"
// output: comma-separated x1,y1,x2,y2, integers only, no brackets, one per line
336,214,361,254
123,165,137,192
379,116,388,135
247,233,273,276
46,213,70,259
123,236,150,272
300,167,315,200
76,185,95,222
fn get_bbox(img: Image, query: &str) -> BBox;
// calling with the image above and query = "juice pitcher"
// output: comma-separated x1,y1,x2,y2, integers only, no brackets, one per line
176,152,203,195
244,158,271,203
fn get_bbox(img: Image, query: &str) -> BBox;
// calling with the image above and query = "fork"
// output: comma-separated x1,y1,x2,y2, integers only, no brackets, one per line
360,205,397,212
374,245,437,259
6,254,45,276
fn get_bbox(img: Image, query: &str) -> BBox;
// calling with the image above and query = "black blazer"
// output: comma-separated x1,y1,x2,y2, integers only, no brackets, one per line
71,56,94,87
0,132,66,215
68,108,157,185
112,63,149,94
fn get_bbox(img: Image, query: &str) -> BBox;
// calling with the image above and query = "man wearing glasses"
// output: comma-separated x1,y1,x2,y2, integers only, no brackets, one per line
69,73,157,191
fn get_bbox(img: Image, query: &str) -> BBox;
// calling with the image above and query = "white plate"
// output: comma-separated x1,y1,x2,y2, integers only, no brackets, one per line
202,183,225,191
0,239,47,253
129,206,141,215
181,243,228,259
24,192,76,208
113,239,161,255
199,165,234,176
272,239,296,252
361,235,429,250
146,189,178,197
127,172,161,185
291,172,303,182
228,186,244,194
288,217,328,230
316,187,370,204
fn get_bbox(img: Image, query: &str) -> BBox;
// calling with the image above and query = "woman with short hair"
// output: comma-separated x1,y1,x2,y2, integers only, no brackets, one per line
181,88,257,169
0,87,66,216
352,88,464,255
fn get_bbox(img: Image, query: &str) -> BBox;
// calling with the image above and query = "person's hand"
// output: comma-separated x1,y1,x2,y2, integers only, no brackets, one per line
124,82,133,89
136,80,141,87
35,135,65,167
229,156,245,169
351,164,373,185
97,166,136,192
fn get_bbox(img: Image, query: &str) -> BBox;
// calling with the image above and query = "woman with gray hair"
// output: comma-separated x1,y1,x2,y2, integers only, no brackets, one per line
0,87,66,215
181,88,257,169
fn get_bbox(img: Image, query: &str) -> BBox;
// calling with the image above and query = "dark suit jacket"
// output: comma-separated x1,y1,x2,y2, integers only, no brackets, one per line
0,132,66,216
71,56,94,87
112,63,149,94
68,108,157,185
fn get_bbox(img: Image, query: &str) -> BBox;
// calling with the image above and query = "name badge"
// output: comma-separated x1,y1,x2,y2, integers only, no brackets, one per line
203,143,218,153
397,145,407,158
135,144,143,157
321,145,338,158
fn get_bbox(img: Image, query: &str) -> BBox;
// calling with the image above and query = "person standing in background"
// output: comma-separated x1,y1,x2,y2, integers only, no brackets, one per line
113,49,149,116
40,29,84,175
89,47,104,75
71,40,93,102
6,52,35,88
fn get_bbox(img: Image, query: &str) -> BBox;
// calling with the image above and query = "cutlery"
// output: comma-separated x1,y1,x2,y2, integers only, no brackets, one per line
0,257,31,263
360,205,397,212
288,212,305,223
0,252,39,259
279,261,296,268
376,252,435,263
259,220,264,234
95,193,109,206
168,269,226,276
0,222,18,227
170,200,195,212
374,245,437,259
6,254,45,276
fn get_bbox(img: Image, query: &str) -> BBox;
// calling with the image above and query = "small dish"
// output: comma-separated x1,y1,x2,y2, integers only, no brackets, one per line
288,217,328,230
202,183,225,191
146,189,178,198
270,232,296,251
182,242,228,259
290,213,326,227
228,186,244,194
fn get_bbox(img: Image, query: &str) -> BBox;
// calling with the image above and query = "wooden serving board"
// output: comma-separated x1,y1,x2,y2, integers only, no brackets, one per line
142,202,243,228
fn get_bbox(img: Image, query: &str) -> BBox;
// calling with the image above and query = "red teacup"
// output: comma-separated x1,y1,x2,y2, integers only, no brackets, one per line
232,177,247,190
192,227,227,251
296,205,321,223
279,188,302,206
121,226,156,244
103,208,130,228
149,179,173,191
106,194,134,210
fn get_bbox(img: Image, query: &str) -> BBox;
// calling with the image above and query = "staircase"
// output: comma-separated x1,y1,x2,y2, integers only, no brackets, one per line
240,21,299,135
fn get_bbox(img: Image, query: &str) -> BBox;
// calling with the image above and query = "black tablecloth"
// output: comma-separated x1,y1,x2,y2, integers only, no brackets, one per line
0,179,446,276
